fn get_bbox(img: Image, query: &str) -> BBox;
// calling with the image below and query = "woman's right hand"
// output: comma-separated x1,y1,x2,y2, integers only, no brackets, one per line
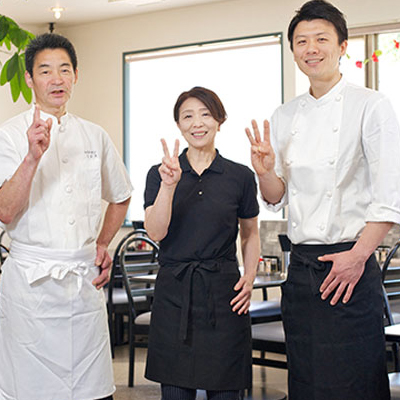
245,119,276,176
159,138,182,186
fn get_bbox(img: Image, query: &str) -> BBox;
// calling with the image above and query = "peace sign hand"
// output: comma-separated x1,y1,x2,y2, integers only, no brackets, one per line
26,105,52,162
245,119,276,176
158,139,182,186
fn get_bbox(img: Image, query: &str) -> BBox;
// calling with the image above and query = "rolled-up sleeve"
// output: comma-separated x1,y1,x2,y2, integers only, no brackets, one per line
0,129,22,187
100,130,133,203
363,95,400,224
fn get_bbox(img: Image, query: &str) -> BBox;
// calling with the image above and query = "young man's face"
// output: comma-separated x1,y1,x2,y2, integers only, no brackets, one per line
292,18,347,85
25,48,78,116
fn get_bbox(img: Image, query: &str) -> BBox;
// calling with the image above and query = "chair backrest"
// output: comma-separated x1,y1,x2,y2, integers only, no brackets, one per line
381,240,400,302
0,229,9,268
381,240,400,372
118,235,159,319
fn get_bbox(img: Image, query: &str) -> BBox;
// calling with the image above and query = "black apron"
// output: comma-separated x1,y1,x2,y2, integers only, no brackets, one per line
145,259,252,390
281,242,390,400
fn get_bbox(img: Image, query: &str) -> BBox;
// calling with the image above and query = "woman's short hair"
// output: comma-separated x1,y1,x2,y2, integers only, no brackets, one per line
173,86,227,125
287,0,348,50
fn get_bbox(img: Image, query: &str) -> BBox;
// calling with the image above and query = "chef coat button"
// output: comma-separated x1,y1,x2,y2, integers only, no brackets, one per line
300,100,306,107
59,125,66,132
65,185,72,194
285,159,292,166
326,191,332,198
199,178,202,183
292,189,297,195
68,218,75,225
62,157,69,164
319,224,326,231
333,126,339,133
291,129,297,136
198,191,203,195
329,158,335,165
292,222,297,228
335,95,342,102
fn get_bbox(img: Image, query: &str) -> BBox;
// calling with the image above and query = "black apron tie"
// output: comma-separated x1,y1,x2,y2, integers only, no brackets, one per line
172,260,221,342
290,251,330,295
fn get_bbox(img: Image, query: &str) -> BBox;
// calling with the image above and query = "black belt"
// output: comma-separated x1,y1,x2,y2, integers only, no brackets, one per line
164,259,238,342
290,242,356,295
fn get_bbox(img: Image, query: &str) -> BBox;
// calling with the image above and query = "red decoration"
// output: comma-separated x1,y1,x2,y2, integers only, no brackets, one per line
356,61,363,68
394,40,400,49
372,52,379,62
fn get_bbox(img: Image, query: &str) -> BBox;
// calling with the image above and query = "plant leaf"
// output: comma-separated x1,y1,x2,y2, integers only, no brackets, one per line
0,15,9,42
10,71,21,102
6,52,19,81
9,26,27,51
0,59,10,86
375,49,383,57
18,54,32,103
4,35,11,50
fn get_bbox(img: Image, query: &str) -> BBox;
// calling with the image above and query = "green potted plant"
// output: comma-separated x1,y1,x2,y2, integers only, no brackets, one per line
0,14,35,103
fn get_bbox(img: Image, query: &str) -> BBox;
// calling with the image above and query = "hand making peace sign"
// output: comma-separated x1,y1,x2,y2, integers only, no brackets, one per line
158,138,182,186
245,119,276,176
27,105,53,162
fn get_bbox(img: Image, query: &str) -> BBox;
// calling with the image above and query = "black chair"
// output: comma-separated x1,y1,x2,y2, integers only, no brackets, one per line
0,229,9,271
107,228,157,356
118,234,159,387
381,240,400,322
383,279,400,399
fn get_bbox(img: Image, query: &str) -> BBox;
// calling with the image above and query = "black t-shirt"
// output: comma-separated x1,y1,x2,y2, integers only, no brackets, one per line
144,149,259,265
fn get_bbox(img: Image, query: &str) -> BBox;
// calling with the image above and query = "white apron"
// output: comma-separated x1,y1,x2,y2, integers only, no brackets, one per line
0,241,115,400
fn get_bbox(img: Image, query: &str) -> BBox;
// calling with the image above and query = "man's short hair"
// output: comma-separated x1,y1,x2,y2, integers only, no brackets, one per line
287,0,348,50
25,33,78,77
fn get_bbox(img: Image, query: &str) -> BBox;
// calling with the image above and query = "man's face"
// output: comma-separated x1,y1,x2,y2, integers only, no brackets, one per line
292,19,347,84
25,48,77,115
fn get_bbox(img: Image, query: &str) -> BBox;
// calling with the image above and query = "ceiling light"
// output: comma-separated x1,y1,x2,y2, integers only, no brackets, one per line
51,7,64,20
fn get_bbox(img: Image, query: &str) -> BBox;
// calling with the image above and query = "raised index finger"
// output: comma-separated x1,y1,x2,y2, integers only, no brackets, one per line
160,138,171,159
251,119,262,143
33,105,41,125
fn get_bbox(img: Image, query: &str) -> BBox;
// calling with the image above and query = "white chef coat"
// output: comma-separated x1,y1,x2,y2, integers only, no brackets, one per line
0,107,133,400
265,77,400,244
0,107,133,248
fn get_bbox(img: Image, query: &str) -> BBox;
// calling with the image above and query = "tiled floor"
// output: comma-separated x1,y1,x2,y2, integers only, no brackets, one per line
112,345,288,400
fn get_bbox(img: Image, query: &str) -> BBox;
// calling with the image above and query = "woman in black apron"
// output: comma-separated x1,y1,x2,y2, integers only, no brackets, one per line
144,87,260,400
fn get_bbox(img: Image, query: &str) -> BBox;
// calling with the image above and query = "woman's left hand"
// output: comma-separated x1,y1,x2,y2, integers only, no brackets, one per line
230,275,254,315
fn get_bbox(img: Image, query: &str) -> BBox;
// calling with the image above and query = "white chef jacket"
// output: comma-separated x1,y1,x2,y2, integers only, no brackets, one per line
265,77,400,245
0,107,133,400
0,107,133,248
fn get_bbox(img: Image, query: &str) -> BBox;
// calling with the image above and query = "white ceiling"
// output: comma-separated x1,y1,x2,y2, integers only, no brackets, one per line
0,0,224,26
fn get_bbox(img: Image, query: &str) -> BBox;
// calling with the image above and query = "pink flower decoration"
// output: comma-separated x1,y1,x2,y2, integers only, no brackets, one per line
394,40,400,49
356,61,363,68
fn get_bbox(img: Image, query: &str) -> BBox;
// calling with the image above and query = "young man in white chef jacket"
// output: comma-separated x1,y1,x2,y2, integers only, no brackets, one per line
0,33,133,400
246,1,400,399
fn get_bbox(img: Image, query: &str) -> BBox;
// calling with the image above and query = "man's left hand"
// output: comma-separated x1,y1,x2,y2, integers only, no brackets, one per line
92,244,112,289
318,250,366,306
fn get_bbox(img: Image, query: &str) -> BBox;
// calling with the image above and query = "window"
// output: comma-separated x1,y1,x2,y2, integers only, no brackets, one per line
124,34,283,222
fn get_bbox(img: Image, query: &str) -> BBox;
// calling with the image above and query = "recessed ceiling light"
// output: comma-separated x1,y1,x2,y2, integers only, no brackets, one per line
51,7,65,20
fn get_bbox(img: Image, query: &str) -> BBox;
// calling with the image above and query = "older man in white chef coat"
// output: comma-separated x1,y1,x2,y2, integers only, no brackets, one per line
0,33,132,400
246,1,400,400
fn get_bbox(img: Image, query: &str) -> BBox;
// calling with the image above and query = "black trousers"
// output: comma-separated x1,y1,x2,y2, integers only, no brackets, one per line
96,396,113,400
161,384,242,400
282,242,390,400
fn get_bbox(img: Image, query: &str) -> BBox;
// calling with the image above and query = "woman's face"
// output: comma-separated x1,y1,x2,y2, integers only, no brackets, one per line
177,97,220,150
